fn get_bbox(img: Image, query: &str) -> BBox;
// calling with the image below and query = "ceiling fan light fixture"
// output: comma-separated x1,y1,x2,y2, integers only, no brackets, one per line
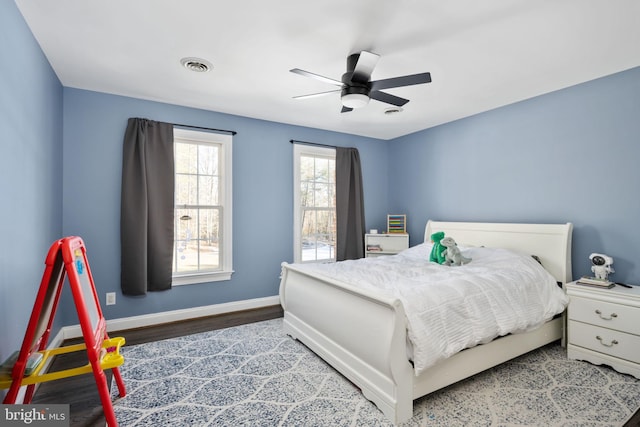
292,50,430,113
341,93,370,109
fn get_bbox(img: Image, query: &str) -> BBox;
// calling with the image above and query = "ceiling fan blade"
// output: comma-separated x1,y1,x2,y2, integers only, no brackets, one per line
341,106,354,113
351,51,380,83
290,68,343,87
370,90,410,107
370,72,431,91
293,89,341,100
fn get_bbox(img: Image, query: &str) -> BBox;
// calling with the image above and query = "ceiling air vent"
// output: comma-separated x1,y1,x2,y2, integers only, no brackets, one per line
384,107,403,115
180,57,212,73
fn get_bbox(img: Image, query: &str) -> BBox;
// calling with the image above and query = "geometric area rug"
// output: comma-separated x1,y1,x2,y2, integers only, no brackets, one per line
111,318,640,426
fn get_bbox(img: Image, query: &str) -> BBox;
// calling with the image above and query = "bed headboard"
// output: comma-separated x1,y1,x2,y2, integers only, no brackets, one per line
424,220,573,284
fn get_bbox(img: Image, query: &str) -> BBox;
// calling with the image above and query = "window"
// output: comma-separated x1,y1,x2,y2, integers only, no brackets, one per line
173,128,233,284
293,144,336,263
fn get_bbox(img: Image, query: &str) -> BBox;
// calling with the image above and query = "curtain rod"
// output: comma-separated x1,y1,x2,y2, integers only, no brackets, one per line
290,139,337,149
173,123,237,135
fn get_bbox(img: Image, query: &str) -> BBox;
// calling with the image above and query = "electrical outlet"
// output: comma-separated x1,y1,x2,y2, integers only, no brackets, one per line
106,292,116,305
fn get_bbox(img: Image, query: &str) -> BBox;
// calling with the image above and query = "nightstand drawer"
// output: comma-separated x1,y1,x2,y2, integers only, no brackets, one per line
568,295,640,336
568,320,640,364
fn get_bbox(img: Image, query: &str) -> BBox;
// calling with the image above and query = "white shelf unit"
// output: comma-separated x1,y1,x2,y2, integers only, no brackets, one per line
365,233,409,257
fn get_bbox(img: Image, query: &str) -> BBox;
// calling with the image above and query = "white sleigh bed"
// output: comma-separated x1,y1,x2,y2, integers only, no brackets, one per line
279,220,573,424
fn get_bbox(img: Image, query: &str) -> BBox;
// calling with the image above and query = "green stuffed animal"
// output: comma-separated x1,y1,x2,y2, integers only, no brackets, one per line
429,231,447,264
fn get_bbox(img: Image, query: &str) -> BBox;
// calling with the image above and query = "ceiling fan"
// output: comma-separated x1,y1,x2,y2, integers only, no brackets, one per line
290,51,431,113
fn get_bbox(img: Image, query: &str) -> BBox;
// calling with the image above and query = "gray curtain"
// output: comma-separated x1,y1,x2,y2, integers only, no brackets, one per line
336,147,366,261
120,118,175,295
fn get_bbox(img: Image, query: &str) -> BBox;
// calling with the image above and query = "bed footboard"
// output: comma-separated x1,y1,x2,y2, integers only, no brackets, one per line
279,263,414,424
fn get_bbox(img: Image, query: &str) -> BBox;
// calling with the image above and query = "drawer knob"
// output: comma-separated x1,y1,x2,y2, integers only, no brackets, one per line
595,309,618,320
596,336,619,347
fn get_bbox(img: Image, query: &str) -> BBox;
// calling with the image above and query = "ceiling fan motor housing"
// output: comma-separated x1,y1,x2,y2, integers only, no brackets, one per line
341,52,371,108
341,83,369,97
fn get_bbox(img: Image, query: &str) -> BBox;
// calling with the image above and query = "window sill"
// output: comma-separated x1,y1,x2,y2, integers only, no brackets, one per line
172,270,234,286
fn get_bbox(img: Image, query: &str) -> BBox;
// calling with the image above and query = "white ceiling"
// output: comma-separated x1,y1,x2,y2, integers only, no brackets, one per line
15,0,640,140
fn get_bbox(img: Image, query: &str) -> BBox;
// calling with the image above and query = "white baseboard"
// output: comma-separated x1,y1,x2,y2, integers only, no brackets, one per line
61,295,281,340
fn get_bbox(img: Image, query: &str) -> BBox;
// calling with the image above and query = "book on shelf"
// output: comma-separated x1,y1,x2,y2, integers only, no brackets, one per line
576,276,614,288
367,244,382,251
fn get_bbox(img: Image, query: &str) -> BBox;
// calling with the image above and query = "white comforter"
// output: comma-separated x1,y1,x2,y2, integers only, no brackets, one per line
292,243,569,375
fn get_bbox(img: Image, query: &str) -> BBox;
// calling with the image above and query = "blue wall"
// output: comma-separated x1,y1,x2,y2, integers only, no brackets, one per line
0,1,63,367
389,67,640,284
4,0,640,362
60,89,389,323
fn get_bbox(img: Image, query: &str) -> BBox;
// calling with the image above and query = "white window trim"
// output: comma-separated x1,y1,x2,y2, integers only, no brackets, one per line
293,143,336,264
172,128,233,285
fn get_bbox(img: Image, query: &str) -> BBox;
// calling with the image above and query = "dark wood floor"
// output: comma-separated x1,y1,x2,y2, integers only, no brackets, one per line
31,304,284,427
29,304,640,427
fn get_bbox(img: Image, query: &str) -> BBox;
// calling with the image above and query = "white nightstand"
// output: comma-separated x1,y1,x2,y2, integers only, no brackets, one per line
566,281,640,379
364,233,409,257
